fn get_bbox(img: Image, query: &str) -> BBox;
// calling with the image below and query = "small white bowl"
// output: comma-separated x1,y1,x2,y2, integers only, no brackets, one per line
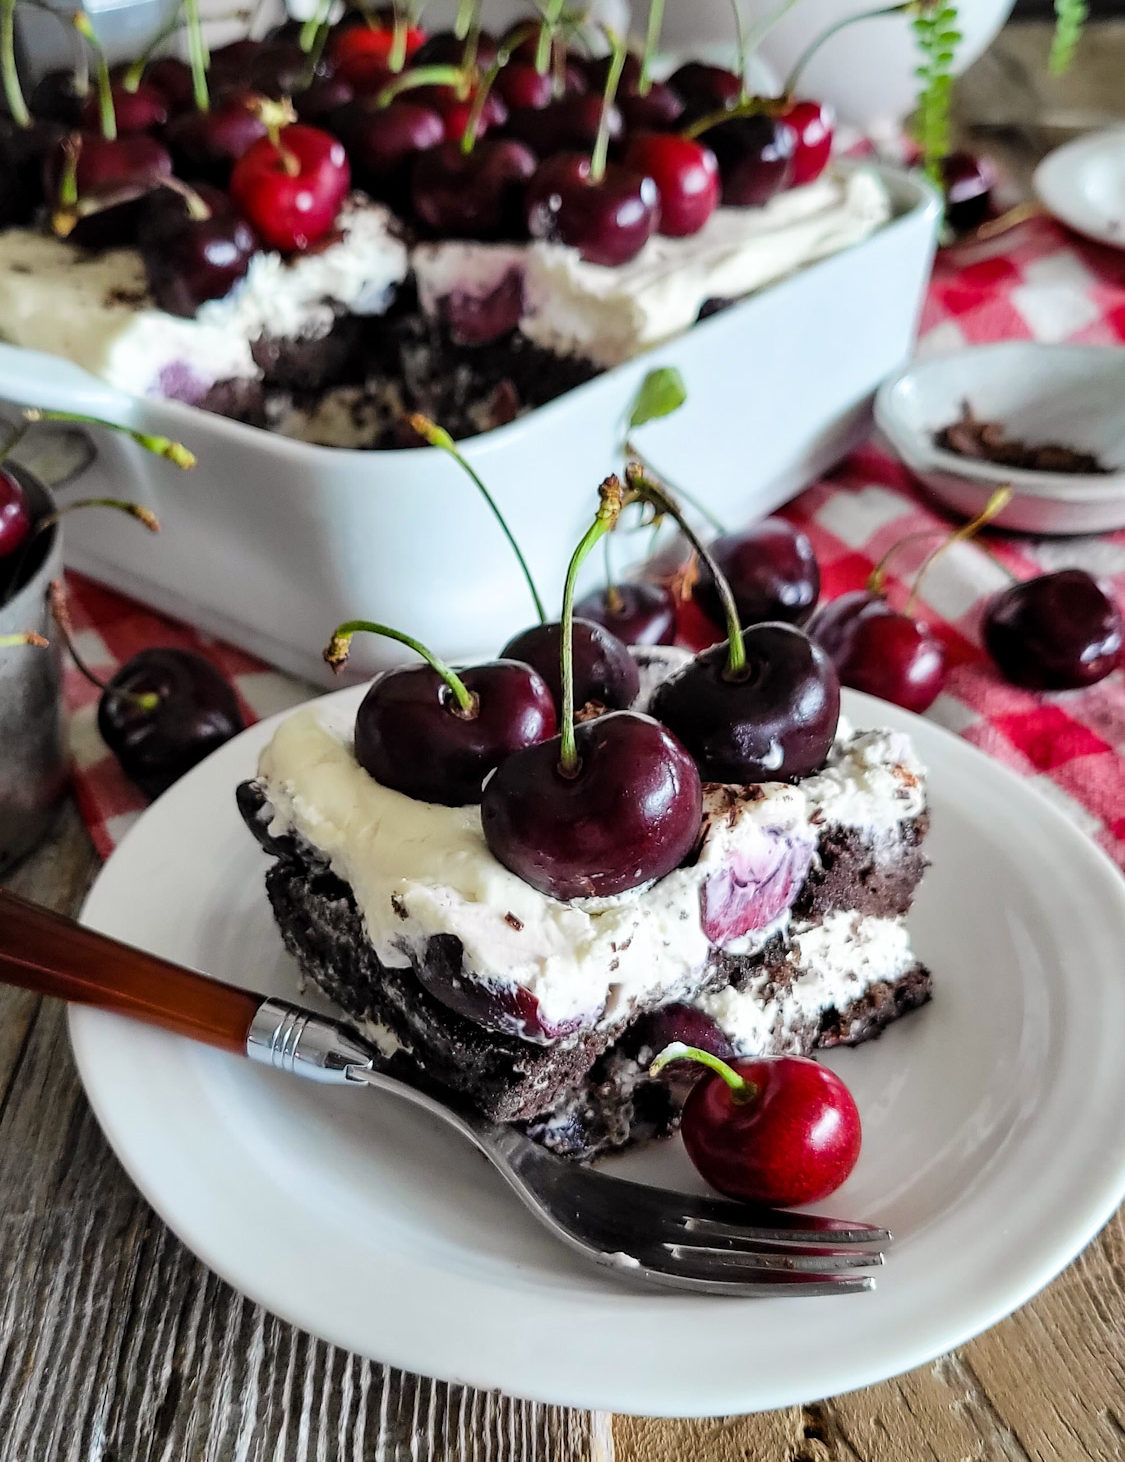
875,343,1125,535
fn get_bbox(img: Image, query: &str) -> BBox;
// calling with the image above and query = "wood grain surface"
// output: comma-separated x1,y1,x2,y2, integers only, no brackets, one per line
4,24,1125,1460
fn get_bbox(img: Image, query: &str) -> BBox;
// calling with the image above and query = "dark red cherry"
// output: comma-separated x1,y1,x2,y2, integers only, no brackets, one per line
983,569,1123,690
336,98,443,205
806,590,945,713
139,184,258,317
165,92,268,185
674,1051,861,1206
623,132,718,236
704,112,796,206
435,87,507,144
30,69,86,126
412,29,499,70
207,38,266,88
696,520,820,629
650,622,840,782
97,648,244,800
581,50,643,95
411,136,535,239
481,710,702,899
574,582,677,647
620,82,684,131
526,153,658,266
940,149,995,234
47,132,173,248
0,468,31,559
83,81,167,134
0,117,63,226
667,62,742,122
495,61,554,111
506,94,620,157
142,57,196,114
354,658,556,806
250,41,332,100
294,73,355,122
777,98,834,186
230,123,349,251
501,618,640,714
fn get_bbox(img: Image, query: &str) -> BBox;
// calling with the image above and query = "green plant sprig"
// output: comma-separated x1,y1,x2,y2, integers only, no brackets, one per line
1050,0,1087,74
910,0,961,183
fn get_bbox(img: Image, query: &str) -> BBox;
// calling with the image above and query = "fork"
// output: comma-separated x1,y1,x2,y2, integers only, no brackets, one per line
0,889,888,1296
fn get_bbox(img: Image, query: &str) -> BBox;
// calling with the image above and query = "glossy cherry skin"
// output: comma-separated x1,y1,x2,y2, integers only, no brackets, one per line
495,61,554,112
680,1054,861,1206
620,82,684,132
623,132,718,237
0,468,31,558
434,88,508,144
165,93,268,186
526,154,658,266
329,21,426,79
412,29,499,70
705,112,796,206
354,659,556,806
411,137,535,239
142,57,196,114
940,149,995,234
336,99,443,205
83,81,168,134
573,582,677,647
294,73,355,122
97,648,244,800
696,520,820,629
650,622,840,782
481,710,702,900
230,124,350,251
47,133,173,248
667,62,742,123
778,98,834,186
805,591,945,713
983,570,1123,691
139,184,258,316
501,617,640,714
506,94,620,157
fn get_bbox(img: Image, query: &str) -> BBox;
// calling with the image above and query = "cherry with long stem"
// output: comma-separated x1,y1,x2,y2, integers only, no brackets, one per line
74,10,117,140
48,579,159,711
650,1041,758,1098
324,618,475,709
410,414,546,623
534,0,565,75
23,409,196,469
374,63,469,106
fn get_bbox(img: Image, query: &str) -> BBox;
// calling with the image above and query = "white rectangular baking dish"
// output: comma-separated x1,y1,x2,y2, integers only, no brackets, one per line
0,163,939,687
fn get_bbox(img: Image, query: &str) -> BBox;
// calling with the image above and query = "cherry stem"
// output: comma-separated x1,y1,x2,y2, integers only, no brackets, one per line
0,419,28,466
155,173,212,220
683,93,765,141
782,0,913,95
904,486,1012,616
453,0,474,40
298,0,333,54
388,0,408,70
867,529,936,596
250,96,299,170
744,0,801,62
122,8,185,91
649,1042,758,1102
74,10,117,140
623,442,726,532
590,27,625,183
0,632,48,649
1,0,30,127
625,461,746,678
322,619,476,716
535,0,565,74
461,52,499,151
728,0,749,103
559,476,625,774
637,0,664,95
8,489,160,606
602,532,623,614
47,579,160,711
375,63,467,105
409,414,546,623
24,409,196,469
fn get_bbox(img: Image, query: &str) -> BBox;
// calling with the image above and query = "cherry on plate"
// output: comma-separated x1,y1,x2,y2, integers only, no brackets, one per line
573,582,677,647
806,590,946,713
502,617,640,714
696,520,820,628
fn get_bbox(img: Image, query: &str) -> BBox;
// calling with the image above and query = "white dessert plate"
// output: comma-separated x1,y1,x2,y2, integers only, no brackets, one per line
1033,128,1125,251
875,343,1125,534
71,686,1125,1416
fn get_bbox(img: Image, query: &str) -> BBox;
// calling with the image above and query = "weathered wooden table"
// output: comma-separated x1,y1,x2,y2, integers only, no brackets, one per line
5,24,1125,1460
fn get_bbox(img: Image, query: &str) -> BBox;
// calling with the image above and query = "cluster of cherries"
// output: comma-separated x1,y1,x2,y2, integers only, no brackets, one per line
0,0,839,318
0,416,244,795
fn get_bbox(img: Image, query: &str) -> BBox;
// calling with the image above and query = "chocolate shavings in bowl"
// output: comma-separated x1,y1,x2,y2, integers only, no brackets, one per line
936,401,1112,475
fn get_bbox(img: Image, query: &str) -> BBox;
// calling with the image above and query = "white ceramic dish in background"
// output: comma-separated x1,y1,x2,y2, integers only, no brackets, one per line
875,342,1125,535
1034,129,1125,252
0,165,939,689
71,684,1125,1416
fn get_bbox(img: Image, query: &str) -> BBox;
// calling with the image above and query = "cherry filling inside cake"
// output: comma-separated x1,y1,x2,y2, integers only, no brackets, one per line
0,13,893,449
239,647,931,1149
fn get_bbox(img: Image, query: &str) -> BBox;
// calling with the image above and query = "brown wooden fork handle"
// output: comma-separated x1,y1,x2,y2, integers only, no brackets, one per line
0,888,262,1053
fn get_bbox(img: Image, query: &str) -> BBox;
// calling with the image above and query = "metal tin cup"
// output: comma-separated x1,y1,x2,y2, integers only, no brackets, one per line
0,469,67,872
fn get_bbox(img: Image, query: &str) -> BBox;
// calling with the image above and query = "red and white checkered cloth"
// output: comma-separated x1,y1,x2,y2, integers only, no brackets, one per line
64,213,1125,868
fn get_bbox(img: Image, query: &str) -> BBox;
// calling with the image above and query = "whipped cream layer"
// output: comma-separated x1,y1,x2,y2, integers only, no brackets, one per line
413,167,891,368
254,686,926,1044
0,197,408,402
699,910,918,1056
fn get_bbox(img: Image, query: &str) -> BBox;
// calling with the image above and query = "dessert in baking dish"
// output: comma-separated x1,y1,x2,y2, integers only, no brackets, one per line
0,10,891,446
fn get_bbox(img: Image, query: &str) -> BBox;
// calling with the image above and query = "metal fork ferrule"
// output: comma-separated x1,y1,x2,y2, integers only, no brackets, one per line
246,998,376,1085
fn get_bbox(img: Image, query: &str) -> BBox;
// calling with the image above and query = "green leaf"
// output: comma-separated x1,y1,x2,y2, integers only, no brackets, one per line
628,367,687,430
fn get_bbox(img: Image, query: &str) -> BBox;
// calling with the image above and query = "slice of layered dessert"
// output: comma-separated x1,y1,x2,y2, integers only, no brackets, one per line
238,645,931,1146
